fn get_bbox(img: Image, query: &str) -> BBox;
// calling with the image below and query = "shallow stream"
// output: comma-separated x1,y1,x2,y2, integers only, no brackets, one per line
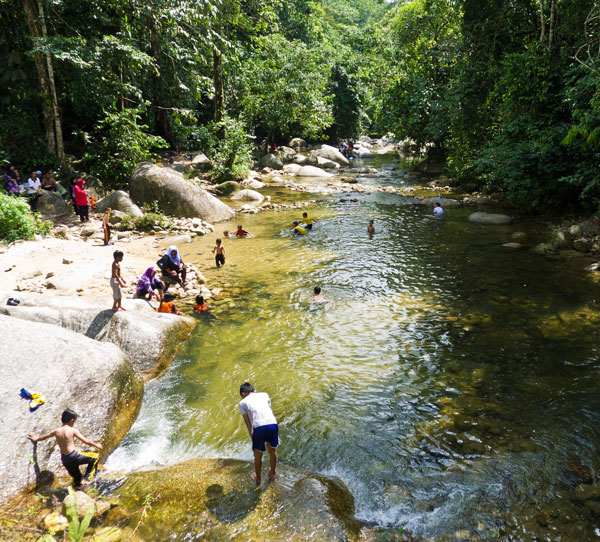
108,156,600,541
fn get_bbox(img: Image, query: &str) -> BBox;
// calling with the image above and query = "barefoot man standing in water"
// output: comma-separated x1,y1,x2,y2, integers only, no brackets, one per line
239,382,279,485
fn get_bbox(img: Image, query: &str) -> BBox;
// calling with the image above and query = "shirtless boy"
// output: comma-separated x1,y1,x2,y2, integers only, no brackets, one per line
367,220,375,235
212,238,226,267
239,383,279,485
111,250,127,311
28,409,102,488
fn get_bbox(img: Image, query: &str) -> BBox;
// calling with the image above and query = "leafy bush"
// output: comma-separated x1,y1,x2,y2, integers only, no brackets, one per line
0,193,51,243
208,116,254,182
134,212,169,231
83,105,168,191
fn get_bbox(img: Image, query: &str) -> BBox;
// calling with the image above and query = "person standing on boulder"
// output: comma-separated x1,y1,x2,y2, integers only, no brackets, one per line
239,383,279,485
28,409,102,489
111,250,126,311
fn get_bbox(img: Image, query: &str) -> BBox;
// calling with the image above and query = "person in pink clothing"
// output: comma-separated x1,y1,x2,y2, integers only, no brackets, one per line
73,178,90,222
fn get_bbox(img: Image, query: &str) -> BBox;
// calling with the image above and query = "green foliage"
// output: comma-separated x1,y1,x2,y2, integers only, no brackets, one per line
64,487,94,542
83,106,168,190
0,193,51,243
134,212,169,231
208,116,254,182
237,33,334,140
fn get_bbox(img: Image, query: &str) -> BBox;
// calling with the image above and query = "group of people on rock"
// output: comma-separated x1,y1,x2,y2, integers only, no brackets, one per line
2,164,60,210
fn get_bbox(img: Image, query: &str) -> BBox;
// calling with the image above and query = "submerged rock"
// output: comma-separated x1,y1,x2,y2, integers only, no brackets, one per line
103,458,368,542
0,293,195,379
0,314,143,502
468,212,512,225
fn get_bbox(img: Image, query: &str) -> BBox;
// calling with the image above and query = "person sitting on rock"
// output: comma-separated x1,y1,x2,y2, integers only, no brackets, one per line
136,266,164,302
157,292,182,315
3,164,21,194
41,169,57,192
235,225,253,238
27,409,102,489
157,245,187,287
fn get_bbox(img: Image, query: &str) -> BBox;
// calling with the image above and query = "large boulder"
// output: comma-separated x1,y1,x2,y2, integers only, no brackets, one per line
96,190,143,218
288,137,307,151
312,144,350,166
258,154,283,170
283,164,302,175
278,146,297,163
316,156,340,169
231,189,265,204
101,458,370,541
352,146,374,159
130,163,234,223
214,181,240,196
469,212,512,225
0,293,195,379
37,191,69,218
0,314,143,502
292,154,308,165
296,166,333,178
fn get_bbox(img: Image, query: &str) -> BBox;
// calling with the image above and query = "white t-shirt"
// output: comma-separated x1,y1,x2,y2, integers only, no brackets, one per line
27,177,41,194
239,392,277,428
433,206,444,216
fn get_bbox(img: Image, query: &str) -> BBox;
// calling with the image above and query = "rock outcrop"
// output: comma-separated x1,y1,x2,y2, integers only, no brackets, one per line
37,191,69,218
258,153,283,170
231,189,264,204
130,163,235,223
311,144,350,166
103,458,369,542
96,191,143,218
0,293,195,379
0,314,143,502
469,212,513,225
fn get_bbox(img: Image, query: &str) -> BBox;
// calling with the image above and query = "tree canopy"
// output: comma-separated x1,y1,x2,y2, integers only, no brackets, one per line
1,0,599,209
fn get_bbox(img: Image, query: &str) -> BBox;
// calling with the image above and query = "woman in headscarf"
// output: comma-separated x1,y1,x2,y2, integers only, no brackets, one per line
156,245,187,286
135,266,165,302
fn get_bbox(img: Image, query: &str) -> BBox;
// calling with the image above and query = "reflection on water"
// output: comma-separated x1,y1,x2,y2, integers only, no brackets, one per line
108,160,600,540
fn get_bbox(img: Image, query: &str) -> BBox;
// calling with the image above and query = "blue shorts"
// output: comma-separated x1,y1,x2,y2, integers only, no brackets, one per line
252,424,279,452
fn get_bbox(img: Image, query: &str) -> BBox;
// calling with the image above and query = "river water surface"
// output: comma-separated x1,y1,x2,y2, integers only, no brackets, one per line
108,157,600,541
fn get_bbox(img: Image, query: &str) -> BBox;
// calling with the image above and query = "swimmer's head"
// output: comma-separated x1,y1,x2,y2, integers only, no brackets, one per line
223,230,229,236
369,220,373,225
314,286,321,295
303,212,308,218
293,221,299,226
196,295,204,305
240,382,255,397
61,409,78,424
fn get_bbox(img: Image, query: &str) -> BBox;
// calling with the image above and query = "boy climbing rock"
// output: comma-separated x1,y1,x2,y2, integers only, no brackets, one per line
28,409,102,488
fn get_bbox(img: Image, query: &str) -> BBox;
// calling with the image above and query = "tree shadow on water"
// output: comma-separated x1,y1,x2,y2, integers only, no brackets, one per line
205,483,260,524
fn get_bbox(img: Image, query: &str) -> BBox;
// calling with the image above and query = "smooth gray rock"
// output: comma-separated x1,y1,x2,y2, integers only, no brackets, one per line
277,146,296,162
258,154,283,170
191,151,210,168
292,154,308,165
579,220,599,235
468,212,512,225
288,137,307,150
37,191,69,218
283,164,302,175
130,163,234,223
550,230,572,249
502,243,523,250
316,156,340,169
0,293,195,379
108,210,126,225
231,189,264,203
573,237,592,253
96,190,143,218
296,166,333,178
312,145,350,166
0,314,143,502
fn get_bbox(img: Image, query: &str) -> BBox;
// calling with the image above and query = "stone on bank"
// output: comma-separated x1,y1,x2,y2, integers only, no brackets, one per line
0,314,143,502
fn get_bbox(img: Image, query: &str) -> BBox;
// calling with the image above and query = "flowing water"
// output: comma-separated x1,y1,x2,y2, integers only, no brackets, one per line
108,157,600,541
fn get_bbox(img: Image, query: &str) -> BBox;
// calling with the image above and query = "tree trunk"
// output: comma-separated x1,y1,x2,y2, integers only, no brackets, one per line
538,0,546,42
213,50,224,124
548,0,557,47
38,0,64,161
149,16,176,147
22,0,55,155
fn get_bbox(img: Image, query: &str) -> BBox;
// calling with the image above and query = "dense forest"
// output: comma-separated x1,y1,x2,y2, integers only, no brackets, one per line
1,0,599,210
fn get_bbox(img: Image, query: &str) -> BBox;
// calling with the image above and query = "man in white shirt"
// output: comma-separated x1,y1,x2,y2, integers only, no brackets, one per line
433,202,444,217
239,382,279,485
26,170,42,210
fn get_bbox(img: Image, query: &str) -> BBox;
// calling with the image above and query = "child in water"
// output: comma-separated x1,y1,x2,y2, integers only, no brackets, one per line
367,220,375,235
194,295,209,313
292,221,307,235
235,225,253,238
312,286,326,304
28,409,102,488
212,238,226,267
157,292,183,315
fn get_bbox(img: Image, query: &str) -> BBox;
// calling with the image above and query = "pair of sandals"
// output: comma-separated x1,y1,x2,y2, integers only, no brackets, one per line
6,298,20,306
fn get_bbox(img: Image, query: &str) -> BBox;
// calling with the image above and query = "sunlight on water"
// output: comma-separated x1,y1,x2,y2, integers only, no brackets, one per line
107,159,600,540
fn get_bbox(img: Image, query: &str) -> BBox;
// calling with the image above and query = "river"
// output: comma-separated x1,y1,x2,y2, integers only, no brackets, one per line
107,155,600,541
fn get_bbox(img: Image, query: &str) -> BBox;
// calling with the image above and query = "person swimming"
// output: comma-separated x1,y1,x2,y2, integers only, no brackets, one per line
292,221,307,235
